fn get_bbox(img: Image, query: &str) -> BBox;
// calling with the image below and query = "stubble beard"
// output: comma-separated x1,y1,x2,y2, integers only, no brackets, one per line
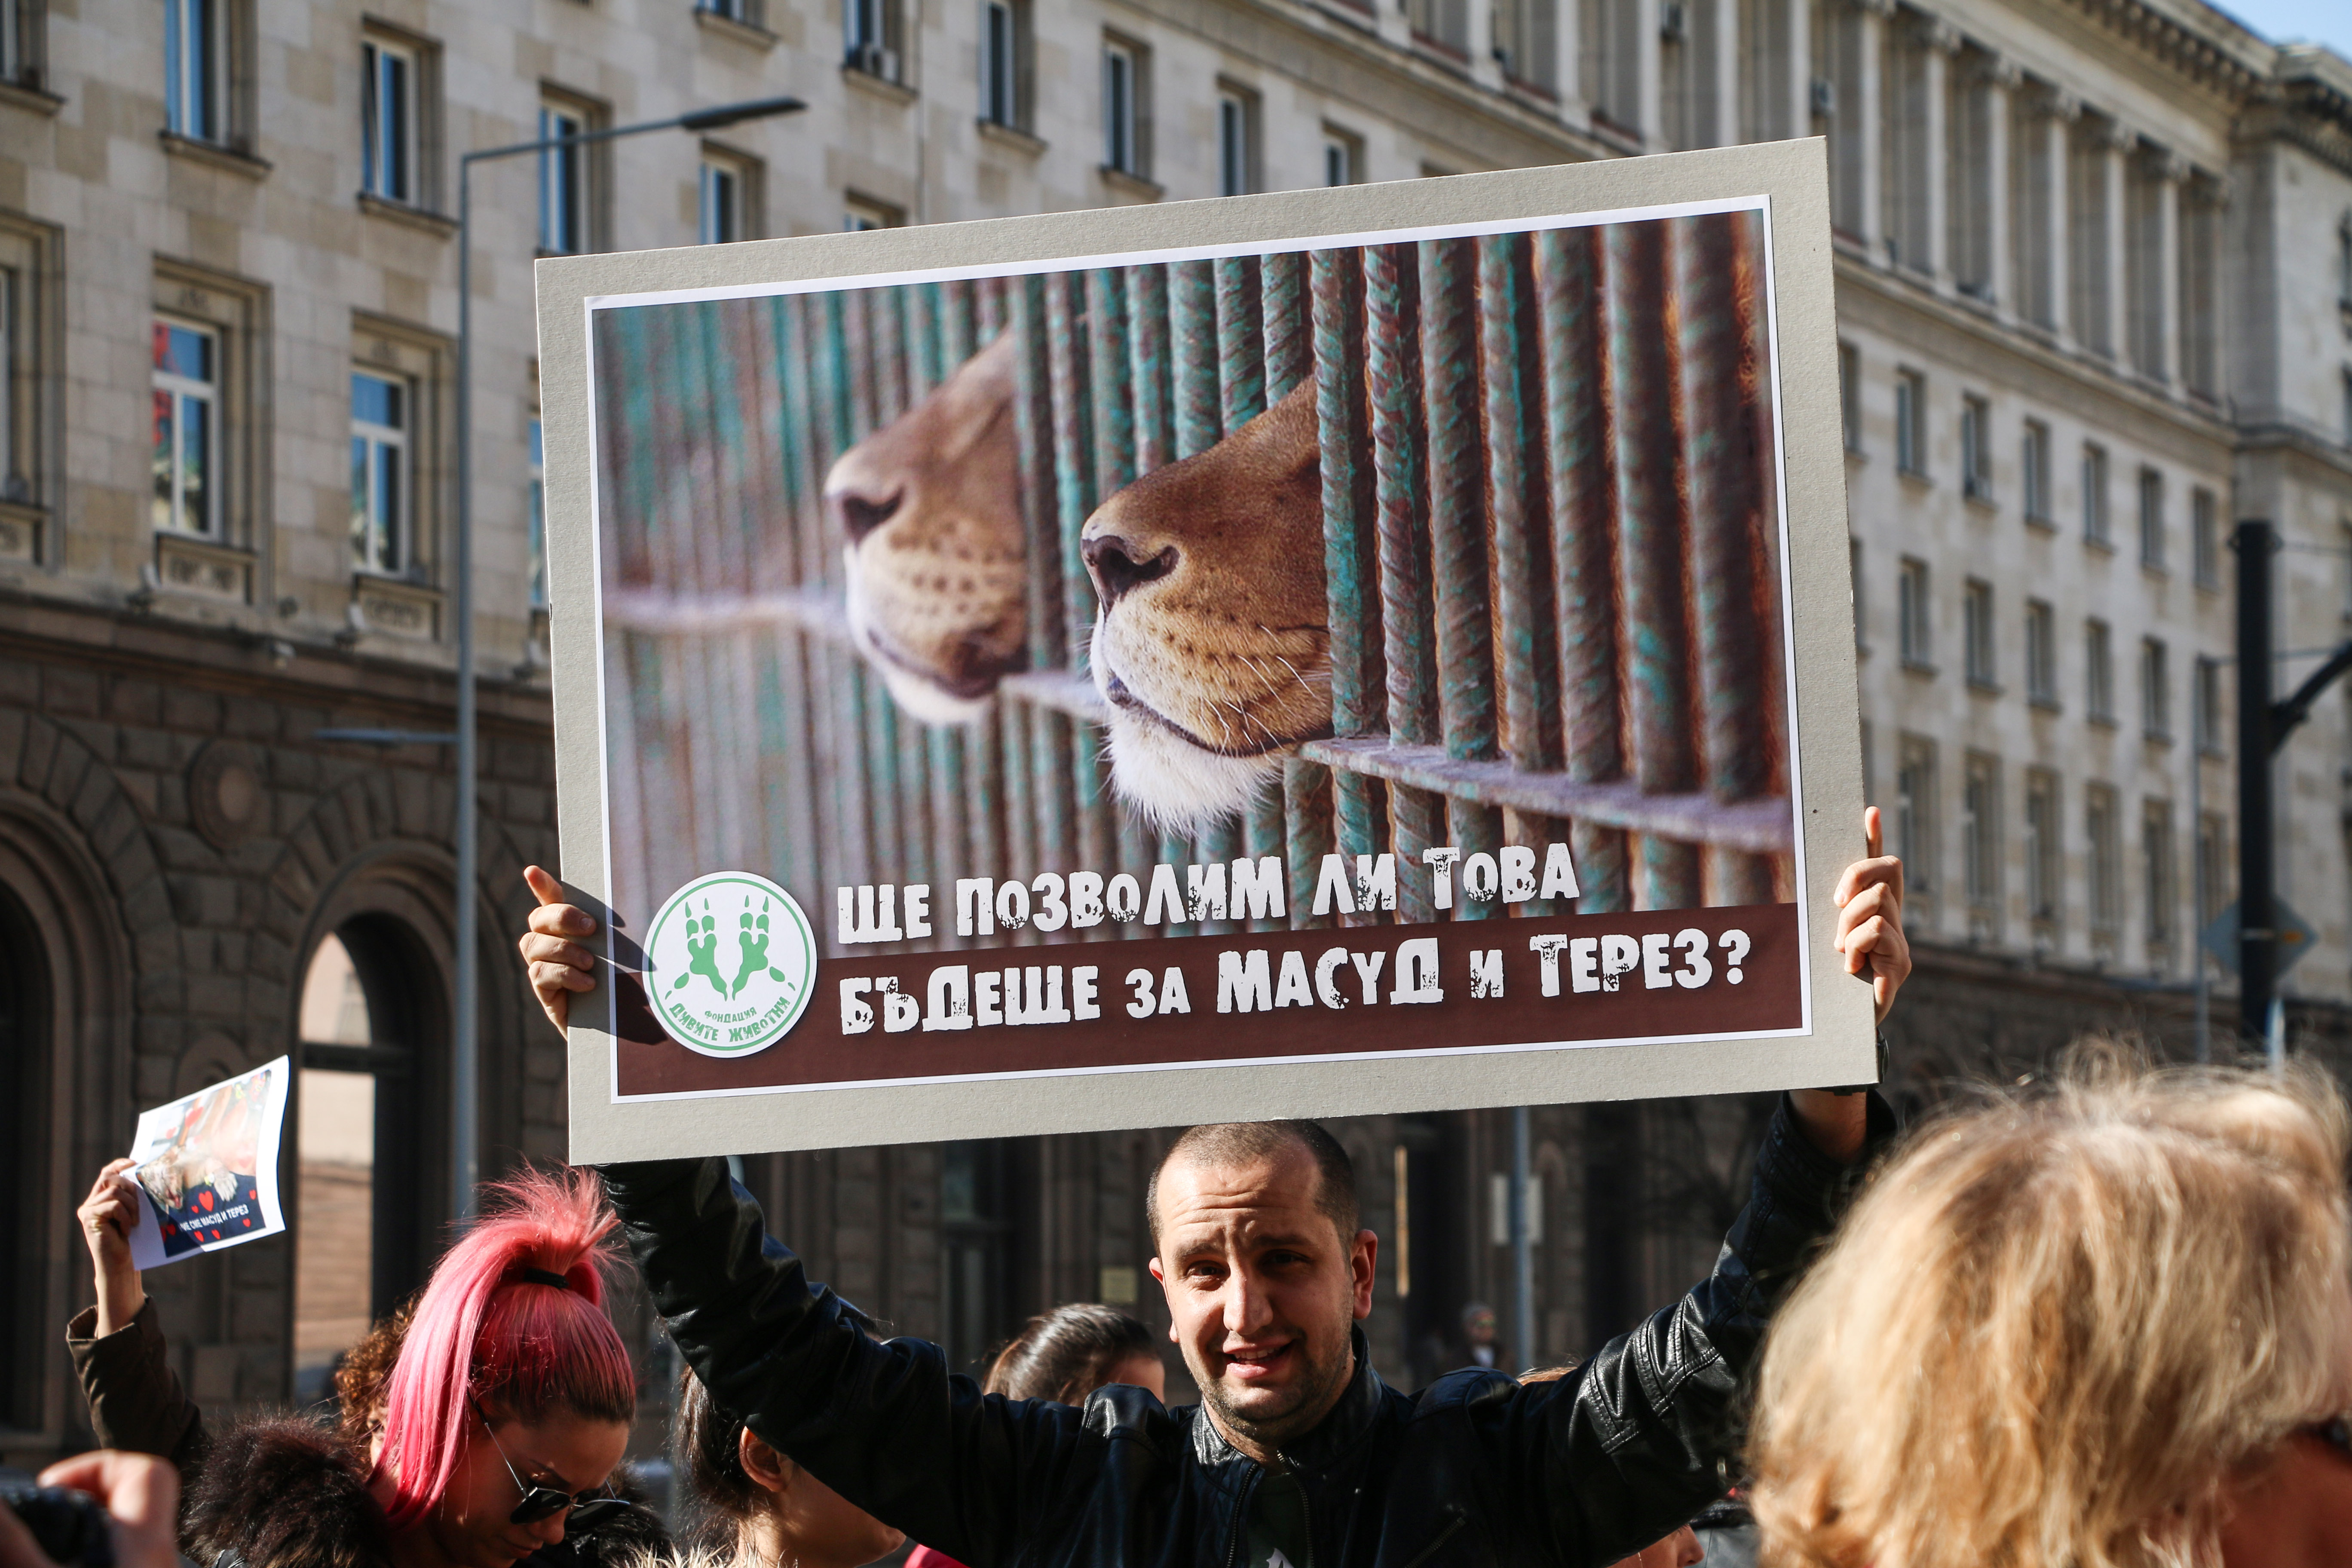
1196,1334,1357,1455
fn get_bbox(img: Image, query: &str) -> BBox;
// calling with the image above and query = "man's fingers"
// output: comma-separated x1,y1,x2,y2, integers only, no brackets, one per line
38,1452,181,1568
1864,805,1883,862
530,960,597,995
526,901,598,939
1834,854,1905,911
519,932,597,971
524,864,566,905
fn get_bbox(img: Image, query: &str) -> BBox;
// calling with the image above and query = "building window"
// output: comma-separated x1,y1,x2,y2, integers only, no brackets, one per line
2141,636,2170,742
2197,812,2226,931
940,1142,1015,1374
2138,465,2165,571
698,153,753,245
979,0,1029,130
1323,126,1360,187
1102,38,1147,178
164,0,220,141
1838,341,1860,453
2194,655,2222,756
0,261,19,504
2192,487,2219,590
294,923,430,1406
843,193,903,232
2143,797,2175,955
2081,442,2109,547
2342,368,2352,447
349,371,407,574
361,37,417,204
845,0,901,80
2340,212,2352,310
1898,556,1931,669
150,318,217,536
1962,753,2001,917
2021,420,2050,523
1895,369,1925,476
528,416,545,610
698,0,755,18
2086,618,2114,724
1960,395,1991,502
2025,598,2056,707
1963,579,1996,689
2024,769,2061,930
0,0,25,89
1216,86,1257,198
1896,735,1938,909
537,101,590,256
2086,784,2121,944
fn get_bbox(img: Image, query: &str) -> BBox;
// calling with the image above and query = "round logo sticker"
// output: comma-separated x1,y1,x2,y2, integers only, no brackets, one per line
644,872,817,1057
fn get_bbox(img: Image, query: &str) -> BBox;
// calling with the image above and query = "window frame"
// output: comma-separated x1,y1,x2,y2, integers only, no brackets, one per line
2024,597,2057,708
978,0,1030,131
1216,83,1258,198
2141,634,2170,743
527,413,546,611
1963,577,1996,689
2137,465,2165,572
698,148,760,245
1898,555,1932,670
845,0,902,79
2193,654,2223,756
2086,783,2122,943
164,0,222,143
151,315,220,539
536,97,597,257
2024,768,2061,931
1895,734,1939,908
2021,418,2050,524
842,193,905,232
2192,486,2218,590
1322,125,1361,188
1961,752,2001,916
361,35,420,205
2142,796,2176,954
2086,617,2114,725
1838,342,1861,453
349,368,410,576
1895,368,1926,477
1101,36,1148,178
2081,441,2110,548
1960,394,1992,502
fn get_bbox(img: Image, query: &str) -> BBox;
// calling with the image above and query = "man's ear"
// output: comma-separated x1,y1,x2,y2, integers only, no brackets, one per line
737,1426,795,1495
1149,1257,1183,1341
1350,1228,1379,1321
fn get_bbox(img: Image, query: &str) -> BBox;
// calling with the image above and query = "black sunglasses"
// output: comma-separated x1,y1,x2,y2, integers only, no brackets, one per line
469,1396,628,1528
2303,1415,2352,1461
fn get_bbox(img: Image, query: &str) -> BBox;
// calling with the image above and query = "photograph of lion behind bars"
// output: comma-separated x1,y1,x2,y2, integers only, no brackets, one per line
589,205,1798,958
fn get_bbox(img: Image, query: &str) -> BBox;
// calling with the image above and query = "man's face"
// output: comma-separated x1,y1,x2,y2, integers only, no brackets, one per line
1148,1146,1377,1460
1465,1308,1497,1347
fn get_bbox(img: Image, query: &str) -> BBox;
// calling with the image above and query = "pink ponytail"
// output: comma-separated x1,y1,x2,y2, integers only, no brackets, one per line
371,1167,637,1528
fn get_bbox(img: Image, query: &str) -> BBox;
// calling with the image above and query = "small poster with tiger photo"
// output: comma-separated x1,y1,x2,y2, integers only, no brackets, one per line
126,1057,292,1268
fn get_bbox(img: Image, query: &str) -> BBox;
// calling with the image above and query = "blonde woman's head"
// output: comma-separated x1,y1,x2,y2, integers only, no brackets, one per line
1749,1044,2352,1568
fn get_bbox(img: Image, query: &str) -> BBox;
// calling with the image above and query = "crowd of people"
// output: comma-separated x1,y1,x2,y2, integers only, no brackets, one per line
13,816,2351,1568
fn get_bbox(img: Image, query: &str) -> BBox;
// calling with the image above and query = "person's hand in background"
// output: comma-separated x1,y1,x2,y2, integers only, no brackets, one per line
76,1159,147,1338
0,1452,180,1568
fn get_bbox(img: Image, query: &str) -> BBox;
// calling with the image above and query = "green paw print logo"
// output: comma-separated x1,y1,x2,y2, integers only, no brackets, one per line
646,872,815,1057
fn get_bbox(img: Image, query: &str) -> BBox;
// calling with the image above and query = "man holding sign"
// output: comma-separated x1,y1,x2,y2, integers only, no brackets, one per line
521,814,1907,1568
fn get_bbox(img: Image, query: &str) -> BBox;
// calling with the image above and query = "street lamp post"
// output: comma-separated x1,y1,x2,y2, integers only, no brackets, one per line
449,94,803,1223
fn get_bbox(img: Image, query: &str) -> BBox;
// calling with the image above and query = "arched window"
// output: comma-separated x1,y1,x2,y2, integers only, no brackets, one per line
292,916,432,1405
0,879,50,1430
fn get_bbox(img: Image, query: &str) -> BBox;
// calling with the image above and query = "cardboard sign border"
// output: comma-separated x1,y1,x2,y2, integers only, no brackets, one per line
537,138,1873,1163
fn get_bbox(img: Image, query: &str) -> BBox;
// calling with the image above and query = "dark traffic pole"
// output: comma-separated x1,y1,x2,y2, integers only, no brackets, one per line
2234,520,2276,1043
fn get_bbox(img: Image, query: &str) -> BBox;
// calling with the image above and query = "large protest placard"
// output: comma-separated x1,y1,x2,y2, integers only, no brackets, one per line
537,141,1871,1162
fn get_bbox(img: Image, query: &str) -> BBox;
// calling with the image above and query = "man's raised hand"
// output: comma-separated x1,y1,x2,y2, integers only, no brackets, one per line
1835,805,1909,1025
520,865,600,1032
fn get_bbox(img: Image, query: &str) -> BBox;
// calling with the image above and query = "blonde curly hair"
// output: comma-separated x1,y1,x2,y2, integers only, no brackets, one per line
1749,1044,2352,1568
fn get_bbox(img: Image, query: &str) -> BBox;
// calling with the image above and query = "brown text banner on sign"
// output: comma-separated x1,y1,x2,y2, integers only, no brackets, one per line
614,903,1799,1097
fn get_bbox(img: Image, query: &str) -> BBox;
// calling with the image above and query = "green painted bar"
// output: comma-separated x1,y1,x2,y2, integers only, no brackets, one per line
1046,271,1099,672
1010,274,1064,669
1261,250,1309,405
1127,264,1176,474
1366,243,1436,748
1215,254,1265,432
1170,259,1221,459
1285,757,1335,931
1312,248,1382,739
1418,237,1497,768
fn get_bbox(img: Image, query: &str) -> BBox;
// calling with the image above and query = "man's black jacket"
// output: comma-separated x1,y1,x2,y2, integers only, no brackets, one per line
604,1092,1890,1568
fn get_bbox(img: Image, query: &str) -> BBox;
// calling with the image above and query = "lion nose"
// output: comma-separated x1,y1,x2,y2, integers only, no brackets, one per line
830,487,904,545
1082,534,1179,609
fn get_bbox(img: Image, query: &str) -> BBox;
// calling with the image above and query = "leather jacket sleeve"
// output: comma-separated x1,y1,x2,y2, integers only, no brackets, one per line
64,1298,206,1470
600,1159,1107,1568
1461,1092,1897,1567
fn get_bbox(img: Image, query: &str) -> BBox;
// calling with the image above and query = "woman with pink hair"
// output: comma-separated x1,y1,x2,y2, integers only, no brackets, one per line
73,1162,651,1568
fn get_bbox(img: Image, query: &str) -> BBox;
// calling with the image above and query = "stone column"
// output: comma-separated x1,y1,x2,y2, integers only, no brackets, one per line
2098,118,2132,361
1632,0,1663,150
2040,89,2078,343
1920,18,1959,288
1554,0,1582,127
1469,0,1501,91
1780,0,1811,145
1853,0,1888,260
1708,0,1739,147
2154,150,2187,390
1981,56,2019,315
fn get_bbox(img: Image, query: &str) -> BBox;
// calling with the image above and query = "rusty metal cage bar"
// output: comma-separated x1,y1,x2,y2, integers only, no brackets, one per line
594,213,1796,962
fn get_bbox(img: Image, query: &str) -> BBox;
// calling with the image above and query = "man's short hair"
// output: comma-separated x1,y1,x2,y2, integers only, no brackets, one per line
1146,1121,1358,1249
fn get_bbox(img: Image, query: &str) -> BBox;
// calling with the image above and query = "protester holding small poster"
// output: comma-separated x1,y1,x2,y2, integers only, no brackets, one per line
121,1059,289,1268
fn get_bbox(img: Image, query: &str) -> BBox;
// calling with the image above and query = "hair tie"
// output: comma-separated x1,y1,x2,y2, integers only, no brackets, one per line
518,1266,573,1290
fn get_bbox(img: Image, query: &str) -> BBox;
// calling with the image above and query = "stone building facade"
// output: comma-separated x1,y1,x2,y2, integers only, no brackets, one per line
3,0,2351,1470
